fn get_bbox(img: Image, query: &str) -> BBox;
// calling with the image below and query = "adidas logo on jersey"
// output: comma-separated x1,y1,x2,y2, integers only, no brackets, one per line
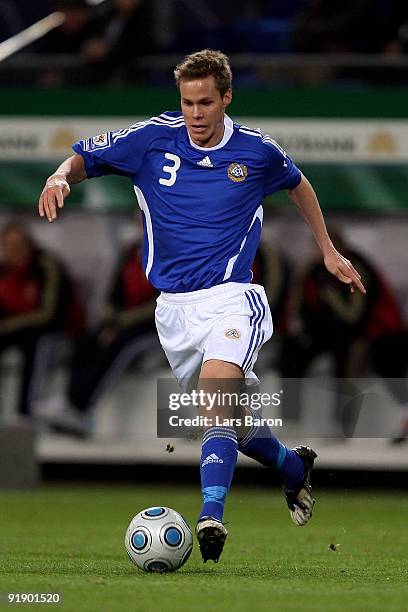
197,156,213,168
201,453,224,467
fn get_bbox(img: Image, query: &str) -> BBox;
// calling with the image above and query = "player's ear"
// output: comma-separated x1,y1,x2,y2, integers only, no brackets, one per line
223,89,232,108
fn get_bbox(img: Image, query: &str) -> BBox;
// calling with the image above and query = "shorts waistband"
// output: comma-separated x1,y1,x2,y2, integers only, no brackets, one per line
159,282,260,305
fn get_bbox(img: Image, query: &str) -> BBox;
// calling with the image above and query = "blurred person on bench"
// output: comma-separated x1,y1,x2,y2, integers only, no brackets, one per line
0,221,84,418
79,0,155,84
279,227,407,437
252,241,292,367
36,230,158,435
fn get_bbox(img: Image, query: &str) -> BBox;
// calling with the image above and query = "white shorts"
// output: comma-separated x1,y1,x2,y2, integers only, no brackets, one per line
155,282,273,388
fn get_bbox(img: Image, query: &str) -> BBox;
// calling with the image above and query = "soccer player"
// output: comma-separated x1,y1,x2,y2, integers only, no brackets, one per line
38,49,366,563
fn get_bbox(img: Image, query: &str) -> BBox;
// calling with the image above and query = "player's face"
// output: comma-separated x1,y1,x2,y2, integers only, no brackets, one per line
180,76,232,148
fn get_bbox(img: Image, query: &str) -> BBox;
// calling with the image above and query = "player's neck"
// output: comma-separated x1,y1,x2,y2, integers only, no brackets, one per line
189,124,225,148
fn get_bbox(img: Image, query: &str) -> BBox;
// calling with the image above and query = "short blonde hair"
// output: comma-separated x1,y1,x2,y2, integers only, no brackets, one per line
174,49,232,97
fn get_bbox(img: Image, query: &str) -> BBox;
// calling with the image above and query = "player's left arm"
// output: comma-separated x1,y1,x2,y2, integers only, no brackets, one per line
288,173,366,295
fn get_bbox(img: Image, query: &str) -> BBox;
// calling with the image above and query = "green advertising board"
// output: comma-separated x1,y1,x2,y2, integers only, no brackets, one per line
1,86,407,212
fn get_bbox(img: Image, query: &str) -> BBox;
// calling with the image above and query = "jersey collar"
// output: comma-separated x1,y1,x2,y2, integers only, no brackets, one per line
187,114,234,151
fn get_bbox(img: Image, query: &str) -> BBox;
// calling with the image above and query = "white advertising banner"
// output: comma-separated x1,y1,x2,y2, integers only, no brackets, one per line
0,117,407,163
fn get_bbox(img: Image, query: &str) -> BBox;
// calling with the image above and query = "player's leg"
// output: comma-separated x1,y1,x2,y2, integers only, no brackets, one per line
201,283,317,526
235,388,316,525
195,358,241,562
156,294,236,561
231,287,317,525
237,413,317,525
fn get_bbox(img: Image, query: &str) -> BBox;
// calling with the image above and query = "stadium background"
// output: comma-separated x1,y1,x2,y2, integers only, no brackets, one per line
0,2,408,610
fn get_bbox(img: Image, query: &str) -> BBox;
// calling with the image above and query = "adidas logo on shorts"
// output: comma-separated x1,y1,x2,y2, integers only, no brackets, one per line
201,453,224,467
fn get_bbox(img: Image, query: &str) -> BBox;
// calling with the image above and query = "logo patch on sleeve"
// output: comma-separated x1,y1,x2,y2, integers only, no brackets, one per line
84,133,111,151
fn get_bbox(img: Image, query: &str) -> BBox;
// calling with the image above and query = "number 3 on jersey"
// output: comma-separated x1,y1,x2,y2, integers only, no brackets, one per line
159,153,181,187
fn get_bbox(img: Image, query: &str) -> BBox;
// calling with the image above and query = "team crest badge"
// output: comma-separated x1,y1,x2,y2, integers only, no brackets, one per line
228,163,248,182
225,328,241,340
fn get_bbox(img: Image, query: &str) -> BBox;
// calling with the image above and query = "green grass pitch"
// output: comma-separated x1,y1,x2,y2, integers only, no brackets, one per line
1,484,407,612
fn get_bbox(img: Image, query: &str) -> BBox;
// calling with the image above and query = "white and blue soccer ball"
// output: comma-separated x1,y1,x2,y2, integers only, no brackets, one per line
125,506,193,573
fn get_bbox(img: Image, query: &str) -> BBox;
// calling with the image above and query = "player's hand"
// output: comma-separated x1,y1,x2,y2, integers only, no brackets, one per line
323,248,366,294
38,175,70,223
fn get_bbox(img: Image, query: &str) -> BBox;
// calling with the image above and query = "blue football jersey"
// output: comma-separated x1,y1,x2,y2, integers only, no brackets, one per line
72,112,301,292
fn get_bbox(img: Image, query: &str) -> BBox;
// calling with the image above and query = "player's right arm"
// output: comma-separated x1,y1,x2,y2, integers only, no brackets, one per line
39,115,168,222
38,154,87,223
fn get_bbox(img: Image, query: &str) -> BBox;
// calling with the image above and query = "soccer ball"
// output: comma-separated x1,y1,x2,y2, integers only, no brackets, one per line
125,506,193,573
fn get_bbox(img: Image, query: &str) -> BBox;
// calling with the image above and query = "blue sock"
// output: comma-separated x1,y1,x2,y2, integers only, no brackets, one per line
199,426,238,522
238,409,304,489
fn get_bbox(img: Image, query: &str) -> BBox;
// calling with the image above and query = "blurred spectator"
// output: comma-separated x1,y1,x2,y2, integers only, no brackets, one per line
37,0,101,86
0,221,84,417
35,235,159,435
378,1,408,54
38,0,155,85
219,0,307,54
252,243,292,337
278,228,406,435
40,0,97,55
80,0,155,84
256,0,307,20
370,328,408,442
294,0,408,54
13,0,53,29
0,1,24,44
294,0,372,53
0,0,52,43
251,243,292,373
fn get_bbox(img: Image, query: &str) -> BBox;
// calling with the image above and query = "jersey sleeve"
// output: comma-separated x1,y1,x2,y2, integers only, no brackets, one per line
72,122,153,178
262,136,301,195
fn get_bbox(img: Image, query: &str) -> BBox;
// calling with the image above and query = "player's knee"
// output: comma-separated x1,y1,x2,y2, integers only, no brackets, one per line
200,359,243,379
